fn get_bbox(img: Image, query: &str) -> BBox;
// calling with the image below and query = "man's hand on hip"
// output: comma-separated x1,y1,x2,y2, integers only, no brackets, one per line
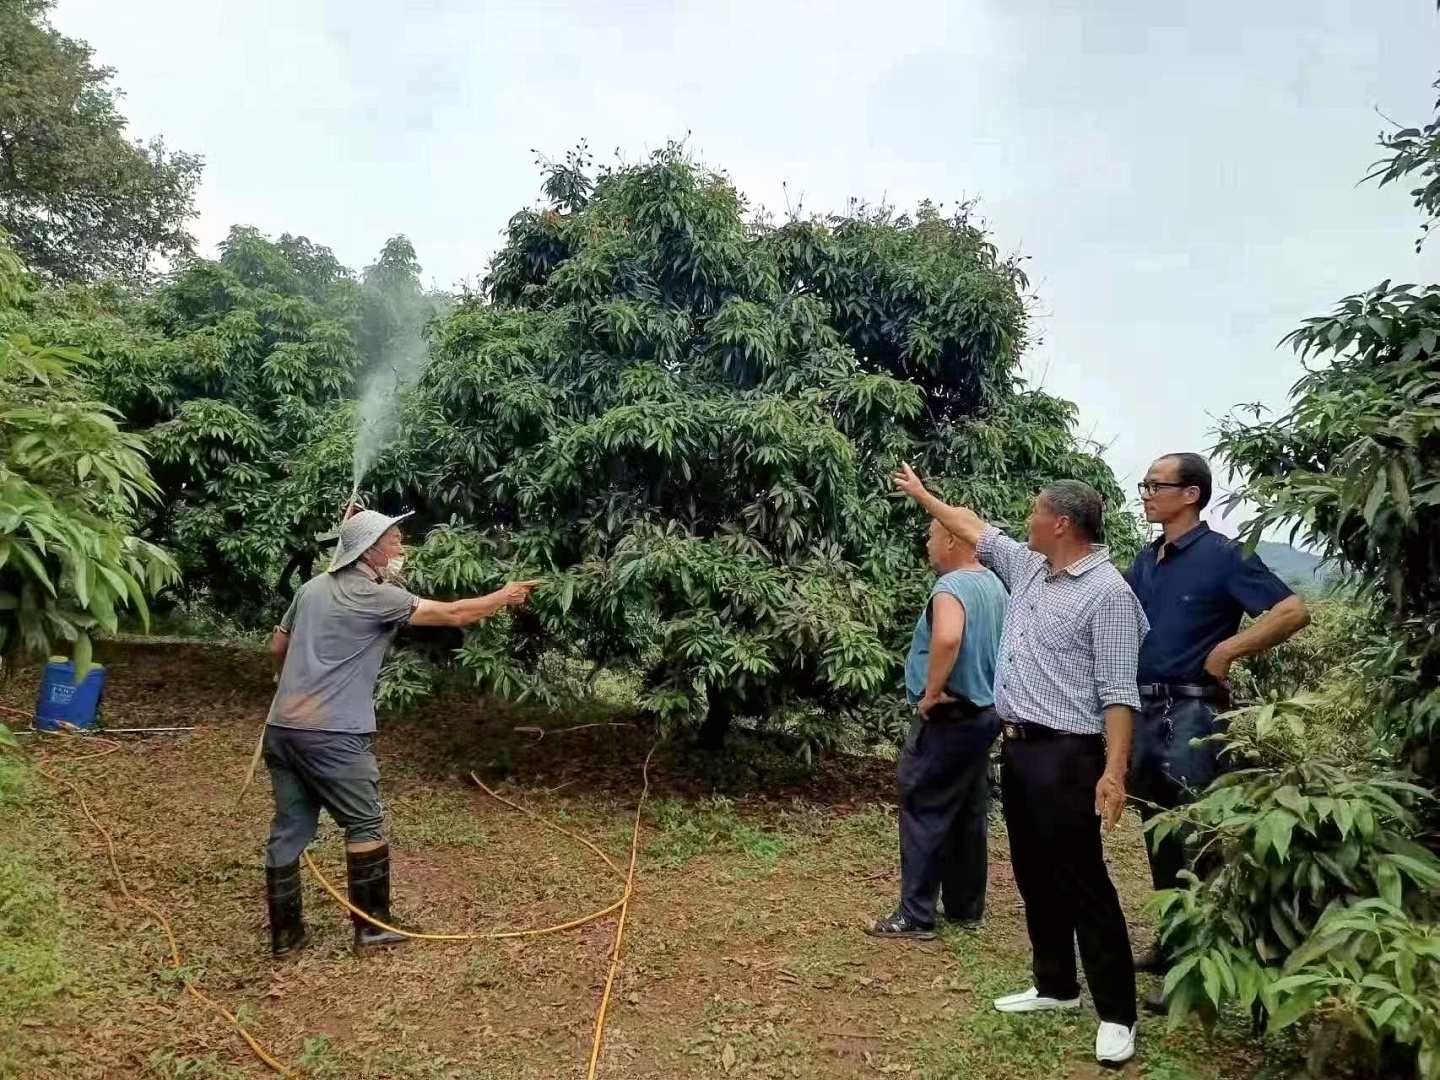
917,689,956,717
1202,643,1236,685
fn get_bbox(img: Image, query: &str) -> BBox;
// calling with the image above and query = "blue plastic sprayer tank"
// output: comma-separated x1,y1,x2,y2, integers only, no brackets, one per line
33,657,107,732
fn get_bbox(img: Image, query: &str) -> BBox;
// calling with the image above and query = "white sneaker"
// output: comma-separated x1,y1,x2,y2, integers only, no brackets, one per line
1095,1021,1136,1065
992,986,1081,1013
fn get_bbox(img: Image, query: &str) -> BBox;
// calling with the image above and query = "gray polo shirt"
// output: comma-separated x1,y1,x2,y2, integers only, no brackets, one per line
266,567,420,735
978,526,1148,735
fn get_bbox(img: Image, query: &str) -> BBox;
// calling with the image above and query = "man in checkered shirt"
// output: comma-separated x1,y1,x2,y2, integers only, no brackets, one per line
895,463,1149,1069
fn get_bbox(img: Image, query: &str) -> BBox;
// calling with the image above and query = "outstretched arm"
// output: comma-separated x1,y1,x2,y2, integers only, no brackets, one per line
893,462,1036,587
893,463,989,547
410,580,542,629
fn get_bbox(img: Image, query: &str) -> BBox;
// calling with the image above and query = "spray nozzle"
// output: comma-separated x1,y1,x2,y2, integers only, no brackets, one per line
341,486,365,522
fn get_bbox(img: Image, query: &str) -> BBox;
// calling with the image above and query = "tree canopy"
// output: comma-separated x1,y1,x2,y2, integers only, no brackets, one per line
1218,78,1440,784
59,226,393,616
41,143,1138,750
1157,76,1440,1077
0,0,202,283
375,145,1138,746
0,229,176,668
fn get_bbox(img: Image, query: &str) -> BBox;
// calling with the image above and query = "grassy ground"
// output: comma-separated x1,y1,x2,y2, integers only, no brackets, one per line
0,752,85,1078
0,640,1295,1080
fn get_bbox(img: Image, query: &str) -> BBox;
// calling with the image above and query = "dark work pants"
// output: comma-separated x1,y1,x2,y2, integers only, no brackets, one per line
1128,697,1225,894
1001,731,1137,1027
263,727,385,867
897,704,1000,926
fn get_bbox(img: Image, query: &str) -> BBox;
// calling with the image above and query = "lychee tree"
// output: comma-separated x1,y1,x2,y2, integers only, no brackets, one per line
372,145,1140,749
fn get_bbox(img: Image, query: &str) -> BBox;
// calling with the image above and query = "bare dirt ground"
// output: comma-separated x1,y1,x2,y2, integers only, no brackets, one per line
2,641,1286,1080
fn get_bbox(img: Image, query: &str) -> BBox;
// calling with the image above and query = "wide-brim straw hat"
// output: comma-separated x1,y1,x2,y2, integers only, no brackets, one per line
327,509,414,572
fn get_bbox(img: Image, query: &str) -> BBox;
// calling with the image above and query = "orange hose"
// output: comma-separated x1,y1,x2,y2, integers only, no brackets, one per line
27,724,657,1080
301,850,627,941
586,743,655,1080
30,753,294,1078
299,772,632,940
470,772,625,879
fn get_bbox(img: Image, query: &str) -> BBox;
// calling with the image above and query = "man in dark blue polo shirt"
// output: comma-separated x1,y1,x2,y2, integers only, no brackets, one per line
1125,453,1309,997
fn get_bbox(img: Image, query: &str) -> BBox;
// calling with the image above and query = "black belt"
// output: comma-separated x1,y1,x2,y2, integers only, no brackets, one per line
1001,721,1099,741
1138,682,1227,702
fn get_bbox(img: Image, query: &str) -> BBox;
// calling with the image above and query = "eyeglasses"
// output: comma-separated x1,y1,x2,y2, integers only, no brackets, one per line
1137,481,1194,496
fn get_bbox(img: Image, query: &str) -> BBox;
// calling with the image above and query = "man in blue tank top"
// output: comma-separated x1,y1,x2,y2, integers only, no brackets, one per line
868,518,1008,939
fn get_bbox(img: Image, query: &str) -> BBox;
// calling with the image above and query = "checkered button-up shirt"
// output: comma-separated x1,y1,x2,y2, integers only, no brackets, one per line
977,526,1149,735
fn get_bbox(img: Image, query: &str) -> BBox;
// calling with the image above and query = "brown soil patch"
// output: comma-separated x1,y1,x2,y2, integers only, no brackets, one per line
2,640,1270,1080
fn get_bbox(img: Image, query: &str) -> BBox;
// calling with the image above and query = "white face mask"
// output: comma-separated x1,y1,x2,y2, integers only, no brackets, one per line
383,555,406,583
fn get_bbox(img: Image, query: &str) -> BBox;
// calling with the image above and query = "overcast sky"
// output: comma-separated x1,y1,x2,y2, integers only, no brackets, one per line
52,0,1440,535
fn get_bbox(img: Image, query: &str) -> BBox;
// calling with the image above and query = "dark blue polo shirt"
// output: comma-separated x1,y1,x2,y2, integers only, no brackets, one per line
1124,522,1293,684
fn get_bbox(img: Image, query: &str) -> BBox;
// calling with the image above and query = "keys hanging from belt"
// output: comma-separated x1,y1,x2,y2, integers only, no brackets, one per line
1144,694,1176,741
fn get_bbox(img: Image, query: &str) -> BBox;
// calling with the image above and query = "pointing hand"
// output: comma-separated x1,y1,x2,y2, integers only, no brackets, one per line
893,462,930,502
498,580,543,607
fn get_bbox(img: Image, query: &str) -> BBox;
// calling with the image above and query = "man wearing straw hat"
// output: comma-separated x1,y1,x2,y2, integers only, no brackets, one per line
263,507,539,956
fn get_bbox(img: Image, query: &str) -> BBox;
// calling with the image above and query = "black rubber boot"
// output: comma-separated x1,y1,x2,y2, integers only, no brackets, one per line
266,860,309,957
346,845,408,952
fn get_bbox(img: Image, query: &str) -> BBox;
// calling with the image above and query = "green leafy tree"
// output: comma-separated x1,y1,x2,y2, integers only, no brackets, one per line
1218,78,1440,786
63,143,1136,757
0,0,202,283
66,227,371,616
44,227,445,622
377,144,1138,750
0,230,177,680
1157,74,1440,1078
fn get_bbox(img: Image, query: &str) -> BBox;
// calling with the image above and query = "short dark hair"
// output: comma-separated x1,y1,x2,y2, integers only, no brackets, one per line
1160,452,1213,509
1041,480,1104,543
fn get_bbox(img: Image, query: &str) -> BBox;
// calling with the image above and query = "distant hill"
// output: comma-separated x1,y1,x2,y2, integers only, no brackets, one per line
1254,540,1338,594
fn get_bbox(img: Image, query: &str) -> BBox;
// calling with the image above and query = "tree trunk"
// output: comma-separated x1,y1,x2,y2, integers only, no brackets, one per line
698,692,733,750
1249,999,1268,1037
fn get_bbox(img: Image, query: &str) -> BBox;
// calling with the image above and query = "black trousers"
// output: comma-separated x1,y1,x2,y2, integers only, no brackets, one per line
897,704,999,925
1001,729,1137,1027
1129,696,1226,894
